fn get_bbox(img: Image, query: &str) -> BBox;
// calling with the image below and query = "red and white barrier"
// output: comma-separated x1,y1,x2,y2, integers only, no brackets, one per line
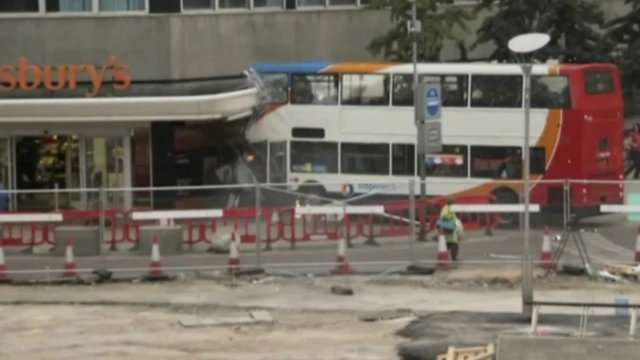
63,238,76,278
131,209,225,221
540,226,553,269
0,213,63,248
294,205,385,241
1,197,528,251
294,205,385,216
149,235,163,277
436,229,450,268
451,204,541,213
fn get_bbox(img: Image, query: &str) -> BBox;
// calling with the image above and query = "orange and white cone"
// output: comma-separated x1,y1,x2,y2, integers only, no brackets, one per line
149,234,163,276
635,226,640,264
0,240,9,283
227,232,240,274
63,237,77,278
333,237,352,274
294,200,302,220
540,226,553,269
436,229,451,268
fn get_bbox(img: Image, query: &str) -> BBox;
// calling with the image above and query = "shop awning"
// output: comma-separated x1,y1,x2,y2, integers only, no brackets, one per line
0,88,258,123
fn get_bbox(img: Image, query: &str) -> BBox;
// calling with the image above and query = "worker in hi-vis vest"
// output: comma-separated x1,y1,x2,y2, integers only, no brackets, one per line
436,197,460,261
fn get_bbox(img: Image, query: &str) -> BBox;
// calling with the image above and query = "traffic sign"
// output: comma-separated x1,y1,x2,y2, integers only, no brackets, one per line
416,81,441,122
422,121,442,153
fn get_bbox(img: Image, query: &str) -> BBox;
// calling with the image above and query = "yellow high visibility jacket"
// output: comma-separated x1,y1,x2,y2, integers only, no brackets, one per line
439,204,459,243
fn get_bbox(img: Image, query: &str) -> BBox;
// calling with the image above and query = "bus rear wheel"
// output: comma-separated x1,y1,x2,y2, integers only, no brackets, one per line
491,188,520,229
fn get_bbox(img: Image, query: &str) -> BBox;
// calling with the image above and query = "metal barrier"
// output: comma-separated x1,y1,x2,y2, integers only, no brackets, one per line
0,197,505,251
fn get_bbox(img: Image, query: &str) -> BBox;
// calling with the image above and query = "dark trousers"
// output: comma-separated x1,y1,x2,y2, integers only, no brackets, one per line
625,150,640,179
447,242,459,261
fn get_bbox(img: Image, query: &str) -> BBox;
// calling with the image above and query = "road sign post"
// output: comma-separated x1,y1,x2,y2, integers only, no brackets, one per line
415,80,442,241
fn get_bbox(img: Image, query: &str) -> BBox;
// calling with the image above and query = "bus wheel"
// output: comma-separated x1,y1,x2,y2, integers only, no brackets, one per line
297,181,328,207
491,188,519,229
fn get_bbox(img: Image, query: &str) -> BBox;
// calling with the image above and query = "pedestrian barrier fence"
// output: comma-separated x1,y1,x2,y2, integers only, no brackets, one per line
0,193,520,251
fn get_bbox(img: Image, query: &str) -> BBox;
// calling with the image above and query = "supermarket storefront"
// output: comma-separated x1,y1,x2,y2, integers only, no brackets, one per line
0,56,258,211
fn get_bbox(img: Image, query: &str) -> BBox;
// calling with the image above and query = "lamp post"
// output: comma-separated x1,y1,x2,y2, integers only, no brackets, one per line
507,32,551,319
408,0,427,241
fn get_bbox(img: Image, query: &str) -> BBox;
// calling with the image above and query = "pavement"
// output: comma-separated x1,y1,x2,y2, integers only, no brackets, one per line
2,268,640,360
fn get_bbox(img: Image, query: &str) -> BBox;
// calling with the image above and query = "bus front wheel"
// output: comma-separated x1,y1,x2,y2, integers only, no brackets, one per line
490,188,520,229
296,181,328,207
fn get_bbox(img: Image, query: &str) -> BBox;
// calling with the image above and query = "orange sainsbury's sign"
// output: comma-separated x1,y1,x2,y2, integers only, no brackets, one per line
0,56,131,97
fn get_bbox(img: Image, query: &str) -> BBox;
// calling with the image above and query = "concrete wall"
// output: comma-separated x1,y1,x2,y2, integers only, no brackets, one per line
0,8,484,81
0,0,632,81
497,335,640,360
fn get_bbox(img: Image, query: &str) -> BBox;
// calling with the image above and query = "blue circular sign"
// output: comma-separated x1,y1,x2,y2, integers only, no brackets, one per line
425,87,440,116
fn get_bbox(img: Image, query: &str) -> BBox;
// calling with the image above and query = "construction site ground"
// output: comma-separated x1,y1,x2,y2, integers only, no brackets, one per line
1,268,640,360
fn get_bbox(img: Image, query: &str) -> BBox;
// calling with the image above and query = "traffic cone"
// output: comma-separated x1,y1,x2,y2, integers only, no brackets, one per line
635,226,640,264
63,237,77,278
540,226,553,269
0,240,9,283
436,229,451,268
227,232,240,275
333,237,352,274
149,234,163,276
294,200,302,219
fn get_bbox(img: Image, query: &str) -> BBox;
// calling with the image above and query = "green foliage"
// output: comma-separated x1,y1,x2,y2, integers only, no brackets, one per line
472,0,612,63
366,0,474,62
606,0,640,91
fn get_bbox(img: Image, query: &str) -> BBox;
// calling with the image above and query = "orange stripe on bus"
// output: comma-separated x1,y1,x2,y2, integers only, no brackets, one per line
323,63,393,73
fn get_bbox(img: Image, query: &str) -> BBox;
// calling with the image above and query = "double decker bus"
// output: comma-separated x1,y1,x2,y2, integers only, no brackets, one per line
246,61,624,226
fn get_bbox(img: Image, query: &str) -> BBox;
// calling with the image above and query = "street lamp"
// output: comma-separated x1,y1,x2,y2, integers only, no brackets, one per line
408,0,428,241
507,32,550,319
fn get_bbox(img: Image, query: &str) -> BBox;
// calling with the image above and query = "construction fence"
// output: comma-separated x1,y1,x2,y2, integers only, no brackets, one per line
0,178,638,281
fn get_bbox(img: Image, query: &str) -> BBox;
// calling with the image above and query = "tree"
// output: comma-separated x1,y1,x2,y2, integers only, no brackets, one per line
472,0,612,63
607,0,640,91
366,0,474,62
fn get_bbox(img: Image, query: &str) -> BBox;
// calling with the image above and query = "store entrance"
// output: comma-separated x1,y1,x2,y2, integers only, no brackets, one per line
15,135,80,210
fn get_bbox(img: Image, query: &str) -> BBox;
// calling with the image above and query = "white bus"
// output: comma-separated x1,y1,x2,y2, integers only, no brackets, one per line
245,61,624,225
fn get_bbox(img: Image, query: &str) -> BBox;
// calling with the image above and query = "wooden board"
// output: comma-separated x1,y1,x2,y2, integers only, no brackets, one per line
436,343,495,360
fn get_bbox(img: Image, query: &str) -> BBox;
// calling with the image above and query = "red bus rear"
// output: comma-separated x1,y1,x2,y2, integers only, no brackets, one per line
550,64,624,216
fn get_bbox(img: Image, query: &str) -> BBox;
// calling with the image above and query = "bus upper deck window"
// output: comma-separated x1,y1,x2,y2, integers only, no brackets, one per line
584,70,614,94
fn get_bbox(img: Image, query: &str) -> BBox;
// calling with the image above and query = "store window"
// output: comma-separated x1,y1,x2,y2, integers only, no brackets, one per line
182,0,213,9
0,0,38,12
99,0,145,11
329,0,356,5
218,0,248,8
254,0,282,7
45,0,92,12
297,0,325,5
